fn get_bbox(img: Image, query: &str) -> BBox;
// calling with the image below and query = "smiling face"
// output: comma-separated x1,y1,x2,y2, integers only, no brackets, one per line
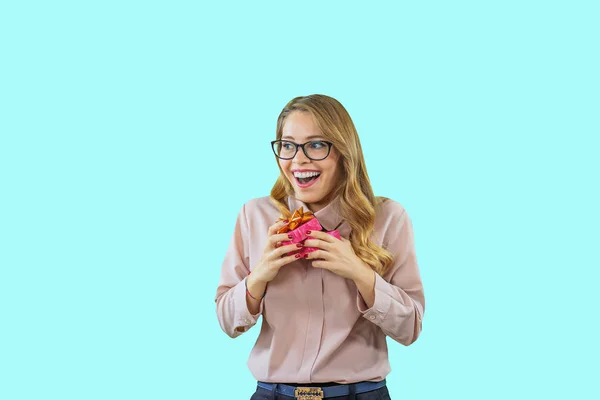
278,111,341,212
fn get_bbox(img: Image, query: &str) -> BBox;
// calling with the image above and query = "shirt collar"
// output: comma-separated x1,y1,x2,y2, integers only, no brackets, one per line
286,194,351,237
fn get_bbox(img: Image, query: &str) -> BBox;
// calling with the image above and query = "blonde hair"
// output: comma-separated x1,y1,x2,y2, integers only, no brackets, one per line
270,94,394,276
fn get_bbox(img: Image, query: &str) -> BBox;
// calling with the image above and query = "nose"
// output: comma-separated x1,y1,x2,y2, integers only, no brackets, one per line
292,145,310,164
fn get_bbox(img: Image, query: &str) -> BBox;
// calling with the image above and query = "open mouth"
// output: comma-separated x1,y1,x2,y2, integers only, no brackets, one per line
294,172,321,188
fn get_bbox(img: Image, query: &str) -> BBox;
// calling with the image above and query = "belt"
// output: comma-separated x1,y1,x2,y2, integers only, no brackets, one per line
257,379,386,399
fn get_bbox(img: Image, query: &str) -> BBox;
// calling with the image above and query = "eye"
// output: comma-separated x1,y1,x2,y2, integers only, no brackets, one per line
282,142,295,150
309,141,327,149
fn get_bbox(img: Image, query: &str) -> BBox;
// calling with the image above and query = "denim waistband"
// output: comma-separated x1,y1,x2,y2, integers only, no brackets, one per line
257,379,386,398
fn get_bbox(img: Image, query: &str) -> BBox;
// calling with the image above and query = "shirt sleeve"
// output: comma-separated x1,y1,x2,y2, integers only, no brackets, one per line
215,203,264,338
356,207,425,345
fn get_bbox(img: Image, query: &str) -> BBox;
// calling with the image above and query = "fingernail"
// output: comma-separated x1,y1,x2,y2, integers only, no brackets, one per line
288,234,293,239
282,220,289,223
295,254,301,258
296,243,303,248
303,254,308,258
306,230,311,234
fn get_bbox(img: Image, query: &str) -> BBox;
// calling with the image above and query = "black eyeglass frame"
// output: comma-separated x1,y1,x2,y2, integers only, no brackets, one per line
271,139,334,161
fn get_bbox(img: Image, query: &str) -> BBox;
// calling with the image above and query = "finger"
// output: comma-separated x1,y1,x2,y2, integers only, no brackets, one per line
311,260,329,269
271,243,303,259
268,219,289,236
305,249,330,260
269,233,293,246
303,238,332,251
307,230,338,243
273,252,304,267
264,233,290,252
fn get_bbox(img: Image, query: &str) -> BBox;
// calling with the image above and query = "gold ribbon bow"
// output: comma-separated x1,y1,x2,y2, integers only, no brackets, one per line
277,207,314,234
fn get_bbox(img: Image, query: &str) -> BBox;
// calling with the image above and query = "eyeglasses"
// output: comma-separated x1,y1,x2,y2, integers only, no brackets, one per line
271,140,333,161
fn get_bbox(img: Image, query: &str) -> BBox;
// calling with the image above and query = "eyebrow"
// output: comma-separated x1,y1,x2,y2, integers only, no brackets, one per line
281,135,325,140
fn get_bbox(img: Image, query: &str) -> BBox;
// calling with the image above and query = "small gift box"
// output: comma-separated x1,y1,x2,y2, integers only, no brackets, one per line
277,207,341,256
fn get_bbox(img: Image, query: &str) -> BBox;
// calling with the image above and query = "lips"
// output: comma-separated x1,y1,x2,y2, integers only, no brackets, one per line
294,175,321,189
294,174,320,188
290,168,322,190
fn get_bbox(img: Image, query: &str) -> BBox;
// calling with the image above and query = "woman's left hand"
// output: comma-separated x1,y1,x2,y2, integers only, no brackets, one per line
303,230,369,280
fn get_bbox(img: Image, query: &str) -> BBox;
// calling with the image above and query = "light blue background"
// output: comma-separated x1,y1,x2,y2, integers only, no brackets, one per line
1,1,598,399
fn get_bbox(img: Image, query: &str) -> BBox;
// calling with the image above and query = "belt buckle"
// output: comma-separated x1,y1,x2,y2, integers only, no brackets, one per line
294,387,324,400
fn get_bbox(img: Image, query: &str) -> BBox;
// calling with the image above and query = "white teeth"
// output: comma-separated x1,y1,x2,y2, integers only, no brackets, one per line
293,171,321,178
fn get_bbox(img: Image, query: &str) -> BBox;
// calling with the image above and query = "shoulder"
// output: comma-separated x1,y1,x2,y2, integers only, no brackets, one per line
242,196,281,214
372,196,412,242
375,196,408,222
237,196,283,230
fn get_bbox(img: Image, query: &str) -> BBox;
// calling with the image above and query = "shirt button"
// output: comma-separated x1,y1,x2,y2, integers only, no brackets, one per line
369,315,376,320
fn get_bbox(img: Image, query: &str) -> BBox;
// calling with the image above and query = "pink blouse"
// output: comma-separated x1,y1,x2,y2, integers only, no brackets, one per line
215,195,425,384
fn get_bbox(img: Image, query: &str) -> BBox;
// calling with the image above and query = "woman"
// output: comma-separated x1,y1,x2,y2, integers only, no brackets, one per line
215,94,425,400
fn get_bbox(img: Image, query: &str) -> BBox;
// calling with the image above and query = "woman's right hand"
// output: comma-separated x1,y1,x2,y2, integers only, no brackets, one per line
249,220,303,285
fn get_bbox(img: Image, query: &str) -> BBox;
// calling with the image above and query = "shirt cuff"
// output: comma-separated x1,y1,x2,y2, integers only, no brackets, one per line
233,277,264,333
356,272,392,325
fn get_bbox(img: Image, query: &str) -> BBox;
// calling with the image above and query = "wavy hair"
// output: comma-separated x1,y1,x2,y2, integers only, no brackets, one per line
270,94,394,276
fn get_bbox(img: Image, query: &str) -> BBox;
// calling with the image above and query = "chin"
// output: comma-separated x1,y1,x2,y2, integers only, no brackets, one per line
295,192,325,204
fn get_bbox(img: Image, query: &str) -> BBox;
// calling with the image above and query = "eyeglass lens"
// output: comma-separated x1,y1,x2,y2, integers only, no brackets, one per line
274,140,329,160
